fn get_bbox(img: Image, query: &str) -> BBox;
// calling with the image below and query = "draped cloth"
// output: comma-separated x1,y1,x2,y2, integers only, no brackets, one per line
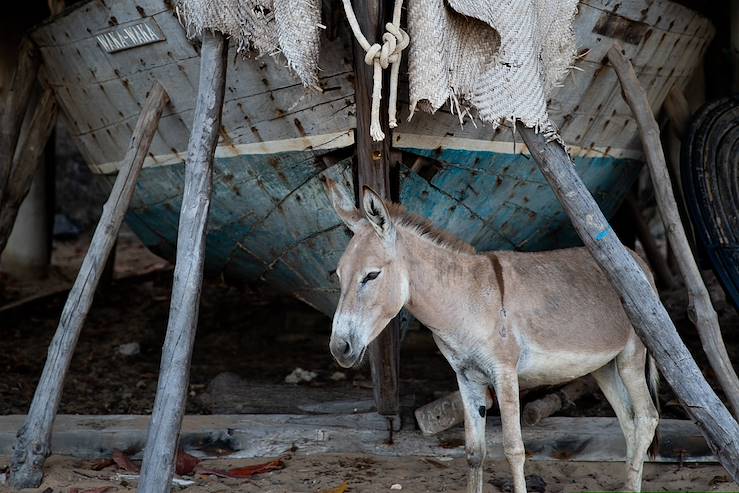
175,0,579,133
406,0,579,131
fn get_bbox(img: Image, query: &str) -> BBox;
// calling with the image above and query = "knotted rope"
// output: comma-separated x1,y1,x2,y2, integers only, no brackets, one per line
341,0,409,141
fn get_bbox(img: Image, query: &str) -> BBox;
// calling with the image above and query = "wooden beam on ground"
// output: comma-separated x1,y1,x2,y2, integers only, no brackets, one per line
0,39,40,211
350,0,400,419
518,126,739,482
0,89,57,255
608,42,739,419
522,377,598,426
8,82,169,489
0,415,717,464
137,32,227,493
415,389,494,435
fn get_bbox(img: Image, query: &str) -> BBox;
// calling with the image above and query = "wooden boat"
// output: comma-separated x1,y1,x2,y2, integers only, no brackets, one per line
31,0,713,314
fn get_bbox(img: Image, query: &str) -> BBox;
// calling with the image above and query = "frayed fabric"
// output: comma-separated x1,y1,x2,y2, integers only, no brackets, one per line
176,0,321,87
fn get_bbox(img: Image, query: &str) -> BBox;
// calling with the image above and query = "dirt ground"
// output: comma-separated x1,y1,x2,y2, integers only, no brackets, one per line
1,454,737,493
1,226,739,492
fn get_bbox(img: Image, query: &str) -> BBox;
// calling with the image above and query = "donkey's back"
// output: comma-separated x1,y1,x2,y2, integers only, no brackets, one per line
490,247,652,388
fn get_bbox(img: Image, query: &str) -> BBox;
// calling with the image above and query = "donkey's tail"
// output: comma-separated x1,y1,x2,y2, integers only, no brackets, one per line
647,354,660,458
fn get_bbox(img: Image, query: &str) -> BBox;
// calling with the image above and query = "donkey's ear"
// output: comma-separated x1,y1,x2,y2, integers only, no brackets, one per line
362,186,396,242
324,178,363,233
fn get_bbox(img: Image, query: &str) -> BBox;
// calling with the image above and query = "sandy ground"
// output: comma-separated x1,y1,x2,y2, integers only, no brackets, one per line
1,454,737,493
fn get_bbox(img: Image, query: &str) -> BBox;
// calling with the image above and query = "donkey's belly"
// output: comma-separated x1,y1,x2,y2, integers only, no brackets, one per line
516,347,619,388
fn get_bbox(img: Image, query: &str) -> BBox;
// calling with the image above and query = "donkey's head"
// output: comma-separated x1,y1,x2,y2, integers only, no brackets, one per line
324,179,409,368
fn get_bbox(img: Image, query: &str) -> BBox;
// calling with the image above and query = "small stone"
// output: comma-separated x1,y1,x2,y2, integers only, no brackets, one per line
117,342,140,356
285,368,317,384
330,371,347,381
390,484,402,490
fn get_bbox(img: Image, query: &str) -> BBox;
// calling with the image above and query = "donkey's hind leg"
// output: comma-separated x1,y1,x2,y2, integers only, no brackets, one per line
617,339,659,492
591,361,636,473
456,375,488,493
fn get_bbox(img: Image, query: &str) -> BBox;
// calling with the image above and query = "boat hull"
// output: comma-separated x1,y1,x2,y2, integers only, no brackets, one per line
32,0,713,314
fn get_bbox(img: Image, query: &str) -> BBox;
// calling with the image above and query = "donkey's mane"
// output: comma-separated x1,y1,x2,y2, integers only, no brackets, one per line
385,202,476,255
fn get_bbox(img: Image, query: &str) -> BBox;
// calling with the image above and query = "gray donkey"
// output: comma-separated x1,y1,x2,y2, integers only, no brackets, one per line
324,179,659,493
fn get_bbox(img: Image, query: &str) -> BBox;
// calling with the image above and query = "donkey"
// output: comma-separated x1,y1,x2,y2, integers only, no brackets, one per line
324,179,659,493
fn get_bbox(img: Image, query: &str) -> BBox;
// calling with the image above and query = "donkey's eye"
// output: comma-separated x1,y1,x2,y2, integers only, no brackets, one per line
361,271,381,284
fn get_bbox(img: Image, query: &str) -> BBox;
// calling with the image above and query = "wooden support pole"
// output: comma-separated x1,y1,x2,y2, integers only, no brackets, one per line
519,126,739,481
137,32,227,492
0,89,57,255
608,43,739,418
8,82,169,489
350,0,400,417
0,38,41,212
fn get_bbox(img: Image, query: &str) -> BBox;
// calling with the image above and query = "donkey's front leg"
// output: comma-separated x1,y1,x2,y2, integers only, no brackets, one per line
456,375,489,493
495,369,527,493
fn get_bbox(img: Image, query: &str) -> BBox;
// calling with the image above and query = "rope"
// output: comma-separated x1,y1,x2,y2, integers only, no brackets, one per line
341,0,409,141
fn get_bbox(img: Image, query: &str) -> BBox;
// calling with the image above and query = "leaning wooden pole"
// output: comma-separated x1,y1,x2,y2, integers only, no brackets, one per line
0,39,41,211
137,32,227,492
0,89,57,254
9,82,169,489
350,0,400,418
608,42,739,418
519,127,739,481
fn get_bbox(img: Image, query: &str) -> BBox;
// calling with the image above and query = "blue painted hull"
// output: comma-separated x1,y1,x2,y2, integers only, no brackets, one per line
120,148,640,314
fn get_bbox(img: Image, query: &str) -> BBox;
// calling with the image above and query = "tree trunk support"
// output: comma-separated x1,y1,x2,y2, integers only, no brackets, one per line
0,89,57,255
350,0,400,419
9,82,169,489
0,38,41,249
608,42,739,418
137,32,227,492
519,126,739,481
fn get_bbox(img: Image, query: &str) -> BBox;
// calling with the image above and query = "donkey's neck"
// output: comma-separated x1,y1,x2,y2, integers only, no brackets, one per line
400,229,500,337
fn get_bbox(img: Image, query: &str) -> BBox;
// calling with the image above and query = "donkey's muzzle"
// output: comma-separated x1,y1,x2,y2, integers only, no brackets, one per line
330,337,362,367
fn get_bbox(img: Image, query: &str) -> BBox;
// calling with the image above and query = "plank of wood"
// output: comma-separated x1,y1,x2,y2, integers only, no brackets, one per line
8,82,169,489
0,89,57,255
137,32,228,493
608,42,739,420
0,415,716,463
518,126,739,482
0,38,41,211
522,377,597,426
350,0,400,419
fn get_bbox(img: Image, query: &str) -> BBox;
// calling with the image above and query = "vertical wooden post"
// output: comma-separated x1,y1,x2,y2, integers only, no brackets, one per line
137,32,227,492
608,43,739,418
0,39,40,218
0,89,56,255
519,126,739,481
350,0,400,418
9,82,169,489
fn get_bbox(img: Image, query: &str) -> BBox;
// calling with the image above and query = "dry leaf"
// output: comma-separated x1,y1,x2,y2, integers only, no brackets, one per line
323,481,349,493
175,450,201,476
198,458,285,478
112,449,140,473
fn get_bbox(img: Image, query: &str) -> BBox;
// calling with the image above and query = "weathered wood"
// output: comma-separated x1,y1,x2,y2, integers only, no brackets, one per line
415,389,494,435
0,38,40,210
0,89,57,255
351,0,400,418
518,126,739,482
623,196,675,290
8,82,169,489
0,415,718,463
137,32,227,493
522,377,598,426
199,371,413,417
608,43,739,419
